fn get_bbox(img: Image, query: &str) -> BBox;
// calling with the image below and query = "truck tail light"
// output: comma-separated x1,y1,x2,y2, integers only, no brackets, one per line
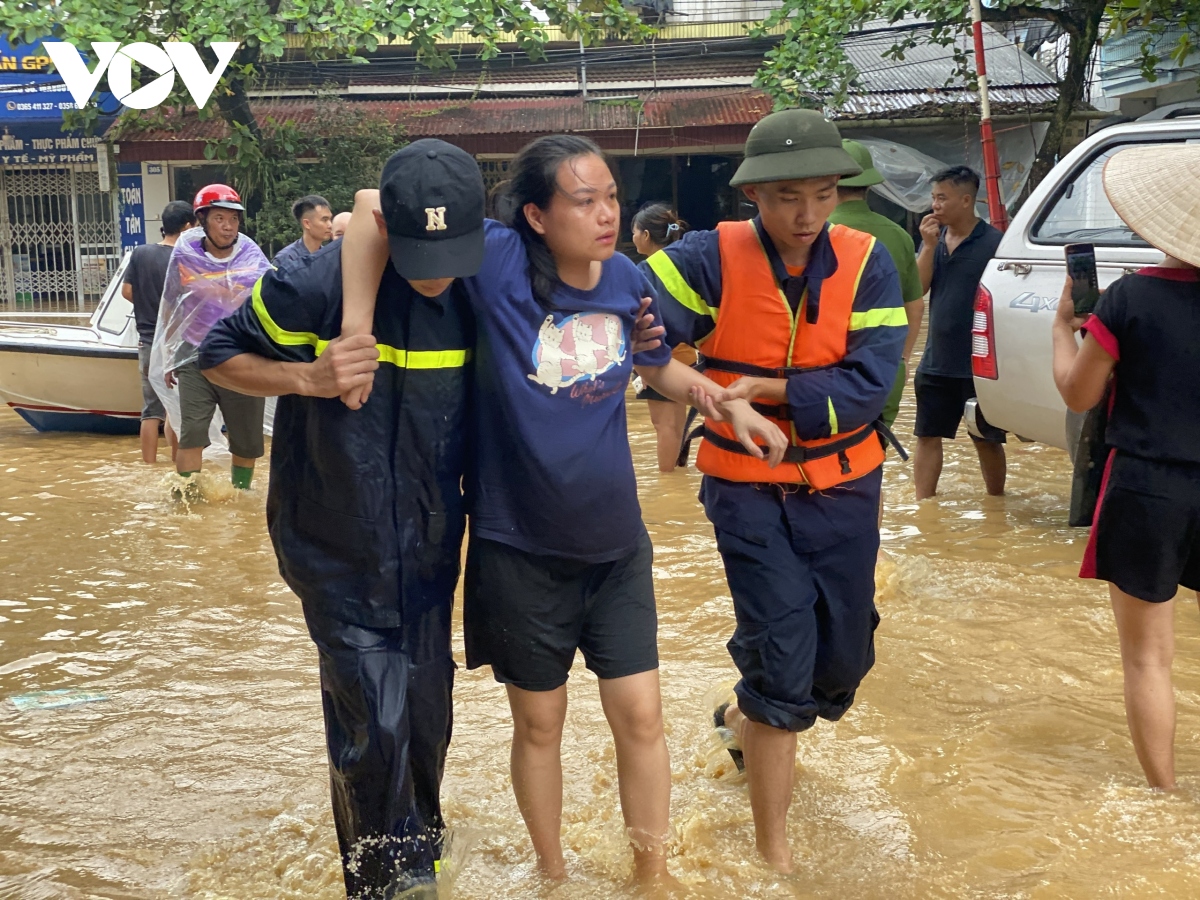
972,283,998,380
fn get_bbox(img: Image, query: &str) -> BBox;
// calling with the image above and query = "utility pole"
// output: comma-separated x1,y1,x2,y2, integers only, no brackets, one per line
970,0,1009,231
579,35,588,99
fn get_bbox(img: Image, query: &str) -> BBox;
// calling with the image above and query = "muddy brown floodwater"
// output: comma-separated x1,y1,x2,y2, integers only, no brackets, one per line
3,386,1200,900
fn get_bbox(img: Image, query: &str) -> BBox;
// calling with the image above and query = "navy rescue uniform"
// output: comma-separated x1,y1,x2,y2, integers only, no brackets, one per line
200,243,472,898
643,220,904,732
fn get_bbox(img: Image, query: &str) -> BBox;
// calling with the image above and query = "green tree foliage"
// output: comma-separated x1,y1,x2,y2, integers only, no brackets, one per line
752,0,1198,188
218,99,405,252
0,0,650,212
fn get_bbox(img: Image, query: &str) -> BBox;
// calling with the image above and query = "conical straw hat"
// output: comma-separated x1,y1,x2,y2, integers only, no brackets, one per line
1103,144,1200,268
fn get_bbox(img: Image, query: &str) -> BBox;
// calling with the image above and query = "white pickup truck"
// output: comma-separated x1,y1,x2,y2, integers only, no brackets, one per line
969,110,1200,450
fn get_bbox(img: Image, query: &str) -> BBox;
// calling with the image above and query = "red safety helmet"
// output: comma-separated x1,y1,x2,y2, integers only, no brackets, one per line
193,183,245,214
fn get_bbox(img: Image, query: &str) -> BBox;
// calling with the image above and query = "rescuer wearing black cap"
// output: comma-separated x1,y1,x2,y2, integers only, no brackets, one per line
197,138,485,899
640,108,906,872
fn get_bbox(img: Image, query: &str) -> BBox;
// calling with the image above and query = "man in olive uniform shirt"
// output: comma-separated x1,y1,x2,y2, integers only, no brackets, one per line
828,140,925,429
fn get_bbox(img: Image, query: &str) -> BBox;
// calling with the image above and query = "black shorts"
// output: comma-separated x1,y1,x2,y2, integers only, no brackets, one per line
463,531,659,692
1086,453,1200,603
914,372,1005,443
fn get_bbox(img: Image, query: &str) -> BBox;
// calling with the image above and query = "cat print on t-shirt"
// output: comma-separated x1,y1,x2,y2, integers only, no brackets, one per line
527,311,627,395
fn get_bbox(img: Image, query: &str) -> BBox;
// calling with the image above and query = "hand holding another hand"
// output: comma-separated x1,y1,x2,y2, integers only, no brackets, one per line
725,399,788,468
298,334,379,404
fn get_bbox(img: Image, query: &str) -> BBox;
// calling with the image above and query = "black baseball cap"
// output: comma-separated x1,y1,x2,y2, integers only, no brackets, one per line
379,139,486,280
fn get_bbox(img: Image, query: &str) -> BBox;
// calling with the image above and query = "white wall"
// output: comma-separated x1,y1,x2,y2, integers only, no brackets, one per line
666,0,783,23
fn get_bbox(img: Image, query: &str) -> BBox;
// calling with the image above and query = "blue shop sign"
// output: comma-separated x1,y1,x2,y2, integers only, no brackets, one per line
118,163,146,249
0,35,118,120
0,118,113,165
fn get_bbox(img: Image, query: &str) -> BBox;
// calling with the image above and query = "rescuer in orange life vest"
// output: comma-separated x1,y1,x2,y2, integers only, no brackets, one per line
640,109,906,872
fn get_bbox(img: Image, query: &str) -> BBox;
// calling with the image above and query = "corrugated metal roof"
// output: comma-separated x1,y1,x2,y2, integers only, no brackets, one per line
116,79,1057,147
836,86,1059,118
844,22,1056,92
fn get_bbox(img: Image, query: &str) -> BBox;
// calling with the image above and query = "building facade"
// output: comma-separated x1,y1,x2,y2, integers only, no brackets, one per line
0,37,125,311
1099,25,1200,117
115,17,1060,249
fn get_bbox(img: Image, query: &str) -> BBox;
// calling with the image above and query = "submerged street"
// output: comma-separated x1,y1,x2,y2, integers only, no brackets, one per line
3,391,1200,899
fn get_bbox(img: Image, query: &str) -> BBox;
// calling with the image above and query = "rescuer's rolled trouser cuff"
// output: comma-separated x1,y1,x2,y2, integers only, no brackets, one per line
715,526,880,733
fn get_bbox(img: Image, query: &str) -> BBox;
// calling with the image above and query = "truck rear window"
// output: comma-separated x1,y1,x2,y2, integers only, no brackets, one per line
1031,142,1160,245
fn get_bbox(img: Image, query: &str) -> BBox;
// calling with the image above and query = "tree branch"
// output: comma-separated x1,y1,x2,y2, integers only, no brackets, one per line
981,4,1074,35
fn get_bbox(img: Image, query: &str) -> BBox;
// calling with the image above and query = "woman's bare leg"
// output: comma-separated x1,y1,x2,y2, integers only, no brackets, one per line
646,400,687,473
597,670,672,882
1110,584,1177,789
506,684,569,878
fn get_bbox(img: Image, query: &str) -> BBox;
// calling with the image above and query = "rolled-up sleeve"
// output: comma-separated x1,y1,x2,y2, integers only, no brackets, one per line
786,243,906,440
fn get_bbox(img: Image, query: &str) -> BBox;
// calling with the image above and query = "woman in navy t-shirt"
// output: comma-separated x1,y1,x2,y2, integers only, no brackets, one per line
1052,144,1200,792
339,134,783,884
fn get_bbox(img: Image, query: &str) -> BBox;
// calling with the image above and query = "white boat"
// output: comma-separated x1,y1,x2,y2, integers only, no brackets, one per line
0,252,142,434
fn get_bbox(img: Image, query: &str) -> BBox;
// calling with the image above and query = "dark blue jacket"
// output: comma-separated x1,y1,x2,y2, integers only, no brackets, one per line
200,242,473,628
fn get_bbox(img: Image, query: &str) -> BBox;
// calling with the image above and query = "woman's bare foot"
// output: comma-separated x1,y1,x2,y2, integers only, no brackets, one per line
632,869,687,897
536,856,567,881
756,838,794,874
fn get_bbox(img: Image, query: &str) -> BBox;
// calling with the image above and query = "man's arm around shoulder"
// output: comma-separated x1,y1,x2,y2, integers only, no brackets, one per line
200,264,379,399
204,334,380,398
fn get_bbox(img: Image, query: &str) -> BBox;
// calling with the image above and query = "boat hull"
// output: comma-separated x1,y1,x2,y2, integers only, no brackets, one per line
0,340,142,435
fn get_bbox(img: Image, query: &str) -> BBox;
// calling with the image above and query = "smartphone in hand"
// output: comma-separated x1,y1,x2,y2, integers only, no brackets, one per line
1064,243,1100,318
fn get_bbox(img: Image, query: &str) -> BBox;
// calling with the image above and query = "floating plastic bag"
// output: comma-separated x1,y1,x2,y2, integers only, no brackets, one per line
148,228,273,455
11,689,109,711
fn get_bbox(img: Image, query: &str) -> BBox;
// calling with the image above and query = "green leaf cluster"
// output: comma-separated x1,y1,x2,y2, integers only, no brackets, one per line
207,98,406,252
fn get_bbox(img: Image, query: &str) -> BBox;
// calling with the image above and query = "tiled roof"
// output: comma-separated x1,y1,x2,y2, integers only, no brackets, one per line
114,23,1060,147
116,89,777,142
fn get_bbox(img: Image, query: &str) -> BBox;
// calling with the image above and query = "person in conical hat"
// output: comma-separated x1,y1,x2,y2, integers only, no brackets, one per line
1053,143,1200,792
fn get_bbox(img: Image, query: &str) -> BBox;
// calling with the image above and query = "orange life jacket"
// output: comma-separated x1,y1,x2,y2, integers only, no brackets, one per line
695,219,886,490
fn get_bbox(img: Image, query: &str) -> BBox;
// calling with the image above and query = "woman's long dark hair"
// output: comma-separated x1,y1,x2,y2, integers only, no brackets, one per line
499,134,607,311
632,202,688,250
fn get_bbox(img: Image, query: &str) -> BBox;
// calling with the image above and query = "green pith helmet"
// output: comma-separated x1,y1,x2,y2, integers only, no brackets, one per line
730,109,862,187
838,140,885,187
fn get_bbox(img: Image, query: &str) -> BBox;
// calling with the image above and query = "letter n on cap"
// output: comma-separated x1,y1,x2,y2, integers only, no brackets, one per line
425,207,447,232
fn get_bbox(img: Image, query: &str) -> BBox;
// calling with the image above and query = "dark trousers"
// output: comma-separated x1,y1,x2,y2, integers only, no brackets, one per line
715,527,880,733
305,609,454,899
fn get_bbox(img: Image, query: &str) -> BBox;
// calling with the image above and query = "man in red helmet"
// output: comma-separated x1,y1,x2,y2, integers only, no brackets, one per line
152,184,272,489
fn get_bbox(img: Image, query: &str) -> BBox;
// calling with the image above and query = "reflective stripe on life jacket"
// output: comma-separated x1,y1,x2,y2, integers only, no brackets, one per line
695,220,886,490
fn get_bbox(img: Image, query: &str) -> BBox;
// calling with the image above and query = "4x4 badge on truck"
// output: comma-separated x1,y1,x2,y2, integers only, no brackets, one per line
1008,291,1059,313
